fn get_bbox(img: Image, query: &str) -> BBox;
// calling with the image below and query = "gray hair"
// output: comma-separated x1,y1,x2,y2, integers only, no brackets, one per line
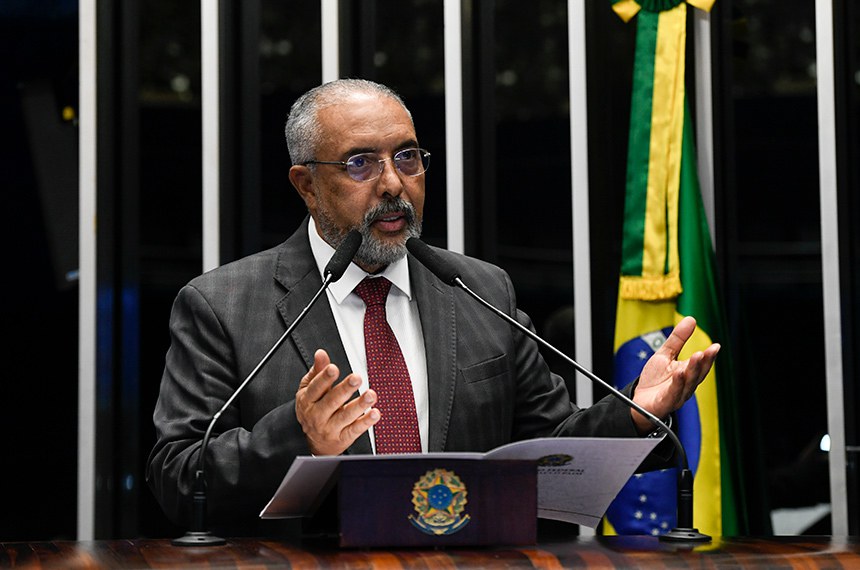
284,79,413,166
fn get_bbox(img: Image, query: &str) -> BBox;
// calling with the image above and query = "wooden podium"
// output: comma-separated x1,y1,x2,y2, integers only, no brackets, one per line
302,458,537,548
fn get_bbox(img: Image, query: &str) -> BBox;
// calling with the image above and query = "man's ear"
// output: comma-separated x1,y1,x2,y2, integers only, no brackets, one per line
289,165,316,210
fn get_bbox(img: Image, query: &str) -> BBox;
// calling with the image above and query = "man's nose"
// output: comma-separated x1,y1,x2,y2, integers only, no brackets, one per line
376,158,404,197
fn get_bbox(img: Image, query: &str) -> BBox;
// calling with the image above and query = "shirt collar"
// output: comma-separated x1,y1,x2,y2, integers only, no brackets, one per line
307,219,412,304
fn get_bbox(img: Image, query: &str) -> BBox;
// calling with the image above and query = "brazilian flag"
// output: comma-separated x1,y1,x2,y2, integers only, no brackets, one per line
604,0,745,537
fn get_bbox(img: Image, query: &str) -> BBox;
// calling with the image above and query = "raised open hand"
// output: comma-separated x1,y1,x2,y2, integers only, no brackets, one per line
295,349,380,455
630,316,720,433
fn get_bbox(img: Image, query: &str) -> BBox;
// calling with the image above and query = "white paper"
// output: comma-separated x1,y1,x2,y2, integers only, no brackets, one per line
484,437,663,527
260,436,663,528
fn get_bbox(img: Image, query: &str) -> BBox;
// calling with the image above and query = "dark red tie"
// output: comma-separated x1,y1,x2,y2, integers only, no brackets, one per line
354,277,421,454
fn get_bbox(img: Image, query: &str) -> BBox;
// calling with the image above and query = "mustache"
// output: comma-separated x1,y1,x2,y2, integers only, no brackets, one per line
361,197,417,228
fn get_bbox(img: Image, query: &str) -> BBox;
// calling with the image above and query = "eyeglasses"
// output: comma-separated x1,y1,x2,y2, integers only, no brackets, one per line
302,147,431,182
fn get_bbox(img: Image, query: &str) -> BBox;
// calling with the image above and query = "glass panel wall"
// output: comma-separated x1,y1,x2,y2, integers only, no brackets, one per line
138,0,203,537
481,0,576,394
0,2,79,540
716,0,828,534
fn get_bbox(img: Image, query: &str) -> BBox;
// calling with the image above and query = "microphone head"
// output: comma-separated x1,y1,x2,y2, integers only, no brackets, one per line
324,230,362,282
406,237,460,285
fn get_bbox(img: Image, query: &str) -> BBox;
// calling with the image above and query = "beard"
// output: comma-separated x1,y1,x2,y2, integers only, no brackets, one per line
315,196,422,269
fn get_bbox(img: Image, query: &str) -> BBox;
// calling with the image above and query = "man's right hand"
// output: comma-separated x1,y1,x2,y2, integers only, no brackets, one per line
295,349,380,456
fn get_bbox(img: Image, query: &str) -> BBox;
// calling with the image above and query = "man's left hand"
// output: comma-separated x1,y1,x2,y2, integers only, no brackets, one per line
630,316,720,434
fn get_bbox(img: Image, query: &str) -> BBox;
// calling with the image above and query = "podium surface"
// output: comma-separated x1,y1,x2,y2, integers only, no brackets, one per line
3,535,859,568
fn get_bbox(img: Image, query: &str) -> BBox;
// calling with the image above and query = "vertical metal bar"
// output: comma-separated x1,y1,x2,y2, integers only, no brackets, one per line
693,8,715,249
569,1,593,536
322,0,339,82
444,0,464,253
815,0,849,537
78,0,97,541
568,0,593,412
202,0,220,271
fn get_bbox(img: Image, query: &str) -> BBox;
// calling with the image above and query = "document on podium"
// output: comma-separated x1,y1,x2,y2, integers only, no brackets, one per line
260,436,663,528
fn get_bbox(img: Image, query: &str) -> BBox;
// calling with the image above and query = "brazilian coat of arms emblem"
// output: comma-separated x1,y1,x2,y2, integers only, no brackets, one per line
408,468,471,535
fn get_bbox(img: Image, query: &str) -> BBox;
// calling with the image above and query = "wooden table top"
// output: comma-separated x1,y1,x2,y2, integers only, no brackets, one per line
3,535,859,569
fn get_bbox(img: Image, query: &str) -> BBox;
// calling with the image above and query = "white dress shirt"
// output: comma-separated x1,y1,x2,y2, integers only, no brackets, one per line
308,222,429,453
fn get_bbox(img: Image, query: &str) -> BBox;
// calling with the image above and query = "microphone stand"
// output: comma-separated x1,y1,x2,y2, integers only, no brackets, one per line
452,276,710,543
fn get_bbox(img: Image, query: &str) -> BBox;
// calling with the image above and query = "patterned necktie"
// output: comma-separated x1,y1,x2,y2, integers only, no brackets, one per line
354,277,421,454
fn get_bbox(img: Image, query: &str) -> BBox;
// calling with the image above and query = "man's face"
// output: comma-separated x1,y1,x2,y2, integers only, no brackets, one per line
290,93,426,272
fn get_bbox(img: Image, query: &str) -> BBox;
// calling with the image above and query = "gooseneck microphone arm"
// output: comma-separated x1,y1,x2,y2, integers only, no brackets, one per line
405,237,710,543
172,230,363,547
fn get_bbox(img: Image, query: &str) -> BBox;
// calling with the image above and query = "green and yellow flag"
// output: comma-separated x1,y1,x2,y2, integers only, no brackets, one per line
604,0,744,537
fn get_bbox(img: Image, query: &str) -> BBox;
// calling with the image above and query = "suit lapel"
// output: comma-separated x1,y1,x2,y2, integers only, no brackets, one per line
409,255,458,452
273,219,372,454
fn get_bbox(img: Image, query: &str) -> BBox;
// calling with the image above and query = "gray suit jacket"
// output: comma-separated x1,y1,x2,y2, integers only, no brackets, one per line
147,219,654,532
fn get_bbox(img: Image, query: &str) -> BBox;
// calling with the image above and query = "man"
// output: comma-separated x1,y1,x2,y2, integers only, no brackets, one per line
147,79,718,534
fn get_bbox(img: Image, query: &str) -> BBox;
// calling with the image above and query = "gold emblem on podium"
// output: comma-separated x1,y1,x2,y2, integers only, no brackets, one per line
408,468,471,535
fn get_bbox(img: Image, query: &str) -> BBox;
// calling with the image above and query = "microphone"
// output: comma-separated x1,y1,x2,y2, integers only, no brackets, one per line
405,237,709,543
172,230,362,546
324,230,363,282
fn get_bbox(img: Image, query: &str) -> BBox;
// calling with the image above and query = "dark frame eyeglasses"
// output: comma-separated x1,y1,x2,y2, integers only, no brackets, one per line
301,147,431,182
